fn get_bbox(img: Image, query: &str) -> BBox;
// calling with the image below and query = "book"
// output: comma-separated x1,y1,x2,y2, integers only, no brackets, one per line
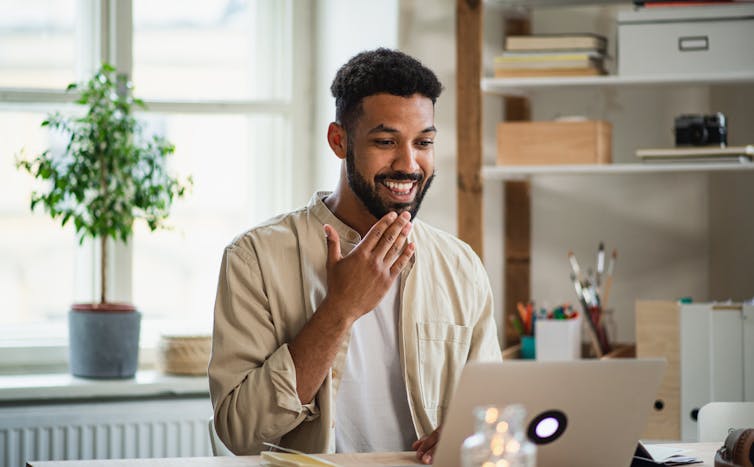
505,34,607,52
633,441,703,465
494,67,605,78
260,451,341,467
494,57,603,70
636,144,754,161
495,51,605,61
635,0,740,6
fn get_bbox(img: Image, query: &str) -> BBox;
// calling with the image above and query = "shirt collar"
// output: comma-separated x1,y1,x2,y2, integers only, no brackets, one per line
308,191,417,247
308,191,362,245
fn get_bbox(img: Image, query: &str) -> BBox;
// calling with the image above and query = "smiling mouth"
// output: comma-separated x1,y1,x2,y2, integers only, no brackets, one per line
382,179,416,196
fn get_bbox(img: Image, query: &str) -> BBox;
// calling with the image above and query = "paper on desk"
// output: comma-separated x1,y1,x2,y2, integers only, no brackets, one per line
261,451,342,467
643,445,702,465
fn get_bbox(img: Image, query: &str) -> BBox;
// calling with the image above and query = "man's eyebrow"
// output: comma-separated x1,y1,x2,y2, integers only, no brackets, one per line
367,124,398,134
366,124,437,134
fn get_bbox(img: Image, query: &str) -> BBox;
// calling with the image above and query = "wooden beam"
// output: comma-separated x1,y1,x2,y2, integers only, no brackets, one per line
456,0,484,257
503,17,532,347
504,181,531,345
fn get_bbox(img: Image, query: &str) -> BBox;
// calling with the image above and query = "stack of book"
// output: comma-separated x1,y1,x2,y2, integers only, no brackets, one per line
494,34,608,78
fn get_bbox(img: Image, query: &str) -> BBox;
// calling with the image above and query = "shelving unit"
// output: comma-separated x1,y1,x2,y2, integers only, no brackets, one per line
482,70,754,95
455,0,754,347
483,161,754,180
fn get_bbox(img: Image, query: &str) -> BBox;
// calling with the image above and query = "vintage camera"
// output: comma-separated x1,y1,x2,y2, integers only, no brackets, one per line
674,113,727,147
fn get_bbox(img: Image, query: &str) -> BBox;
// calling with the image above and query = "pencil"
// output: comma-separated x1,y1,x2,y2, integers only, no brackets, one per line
596,241,605,289
508,313,524,336
568,250,583,282
602,248,617,309
517,302,530,334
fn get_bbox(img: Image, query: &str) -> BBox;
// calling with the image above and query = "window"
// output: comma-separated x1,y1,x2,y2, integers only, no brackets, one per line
0,0,78,89
0,0,311,370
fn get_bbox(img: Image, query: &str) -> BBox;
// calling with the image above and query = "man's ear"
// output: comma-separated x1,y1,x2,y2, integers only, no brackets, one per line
327,122,347,160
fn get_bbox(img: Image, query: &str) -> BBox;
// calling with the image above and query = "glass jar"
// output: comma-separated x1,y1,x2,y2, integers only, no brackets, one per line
460,404,536,467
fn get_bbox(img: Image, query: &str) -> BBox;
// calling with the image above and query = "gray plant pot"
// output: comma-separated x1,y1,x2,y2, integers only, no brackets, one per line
68,305,142,379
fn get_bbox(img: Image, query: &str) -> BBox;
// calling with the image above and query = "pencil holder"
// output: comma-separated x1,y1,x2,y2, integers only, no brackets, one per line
602,308,617,344
520,335,536,359
535,317,581,361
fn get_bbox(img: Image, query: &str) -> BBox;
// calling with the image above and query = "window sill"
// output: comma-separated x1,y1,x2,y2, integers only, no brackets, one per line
0,370,209,403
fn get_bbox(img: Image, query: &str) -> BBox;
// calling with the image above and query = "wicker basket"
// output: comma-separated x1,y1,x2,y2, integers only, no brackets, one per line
157,334,211,375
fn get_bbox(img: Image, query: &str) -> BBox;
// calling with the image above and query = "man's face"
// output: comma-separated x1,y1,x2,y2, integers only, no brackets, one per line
344,93,436,220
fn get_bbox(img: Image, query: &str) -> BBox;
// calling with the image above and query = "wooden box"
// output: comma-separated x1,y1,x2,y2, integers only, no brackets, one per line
497,120,612,165
636,300,681,441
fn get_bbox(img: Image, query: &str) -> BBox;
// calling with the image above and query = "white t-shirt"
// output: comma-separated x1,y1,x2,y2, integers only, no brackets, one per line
334,280,416,452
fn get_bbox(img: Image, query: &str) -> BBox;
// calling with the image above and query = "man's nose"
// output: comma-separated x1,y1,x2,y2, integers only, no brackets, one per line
392,143,421,173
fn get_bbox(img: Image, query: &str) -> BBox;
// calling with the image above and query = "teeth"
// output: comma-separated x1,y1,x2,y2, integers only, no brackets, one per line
384,180,414,194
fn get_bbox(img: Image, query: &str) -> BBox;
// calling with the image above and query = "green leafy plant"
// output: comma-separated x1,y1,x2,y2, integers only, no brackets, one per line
16,64,191,306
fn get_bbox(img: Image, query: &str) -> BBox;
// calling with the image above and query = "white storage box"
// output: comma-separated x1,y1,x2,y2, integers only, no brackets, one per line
617,5,754,75
535,318,581,362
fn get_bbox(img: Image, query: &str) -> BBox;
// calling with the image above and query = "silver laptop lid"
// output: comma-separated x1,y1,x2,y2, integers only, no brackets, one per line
433,359,666,467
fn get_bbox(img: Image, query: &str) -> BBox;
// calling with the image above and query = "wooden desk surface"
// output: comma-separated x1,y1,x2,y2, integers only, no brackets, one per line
26,443,720,467
27,451,422,467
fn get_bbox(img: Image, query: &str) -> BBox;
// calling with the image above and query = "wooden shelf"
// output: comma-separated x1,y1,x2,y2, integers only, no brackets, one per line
482,71,754,96
482,161,754,180
485,0,627,10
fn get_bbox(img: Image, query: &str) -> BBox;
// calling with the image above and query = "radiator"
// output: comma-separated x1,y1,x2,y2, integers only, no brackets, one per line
0,398,214,466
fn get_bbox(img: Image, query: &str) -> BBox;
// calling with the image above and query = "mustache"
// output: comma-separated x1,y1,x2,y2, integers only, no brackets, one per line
375,172,423,183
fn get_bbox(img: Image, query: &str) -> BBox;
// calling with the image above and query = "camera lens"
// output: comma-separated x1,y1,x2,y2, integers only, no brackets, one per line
689,125,708,145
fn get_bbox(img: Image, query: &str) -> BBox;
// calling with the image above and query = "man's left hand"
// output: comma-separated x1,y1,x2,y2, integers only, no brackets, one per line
412,425,442,465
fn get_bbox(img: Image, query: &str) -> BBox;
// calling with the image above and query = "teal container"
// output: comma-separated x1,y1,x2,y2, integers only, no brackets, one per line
520,335,536,360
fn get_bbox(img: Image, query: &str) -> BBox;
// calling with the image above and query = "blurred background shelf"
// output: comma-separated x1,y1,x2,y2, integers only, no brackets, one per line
482,71,754,96
482,161,754,180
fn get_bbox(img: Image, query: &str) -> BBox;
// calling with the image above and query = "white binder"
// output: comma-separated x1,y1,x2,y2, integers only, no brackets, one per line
680,304,746,441
744,305,754,402
680,304,711,441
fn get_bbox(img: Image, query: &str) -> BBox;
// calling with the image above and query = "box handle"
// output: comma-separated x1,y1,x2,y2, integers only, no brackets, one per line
678,36,709,52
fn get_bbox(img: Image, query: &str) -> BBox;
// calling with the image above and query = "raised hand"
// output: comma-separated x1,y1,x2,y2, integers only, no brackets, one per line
288,211,416,404
323,210,415,322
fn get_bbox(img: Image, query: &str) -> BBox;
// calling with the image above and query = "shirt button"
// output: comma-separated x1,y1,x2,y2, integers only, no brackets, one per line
332,369,338,379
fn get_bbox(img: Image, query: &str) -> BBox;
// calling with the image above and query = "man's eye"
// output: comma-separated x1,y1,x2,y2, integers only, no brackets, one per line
375,139,394,146
418,140,434,147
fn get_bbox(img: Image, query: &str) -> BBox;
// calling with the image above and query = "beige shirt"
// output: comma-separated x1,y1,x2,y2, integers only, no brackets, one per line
209,192,502,455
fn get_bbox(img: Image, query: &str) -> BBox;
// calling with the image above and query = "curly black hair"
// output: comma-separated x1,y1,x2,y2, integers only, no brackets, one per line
330,48,443,132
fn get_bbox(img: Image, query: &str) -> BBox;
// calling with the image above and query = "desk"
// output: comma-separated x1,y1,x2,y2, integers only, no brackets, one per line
26,451,421,467
26,443,720,467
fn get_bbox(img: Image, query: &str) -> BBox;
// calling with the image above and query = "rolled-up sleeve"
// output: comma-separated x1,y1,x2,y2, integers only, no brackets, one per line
208,244,317,455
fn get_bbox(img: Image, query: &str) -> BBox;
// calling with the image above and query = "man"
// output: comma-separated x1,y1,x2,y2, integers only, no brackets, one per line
209,48,501,464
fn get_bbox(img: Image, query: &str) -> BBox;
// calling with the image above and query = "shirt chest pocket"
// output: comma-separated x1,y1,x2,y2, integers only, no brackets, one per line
416,321,472,411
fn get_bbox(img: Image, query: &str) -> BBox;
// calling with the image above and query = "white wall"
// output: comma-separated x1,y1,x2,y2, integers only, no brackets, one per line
396,1,753,346
708,85,754,301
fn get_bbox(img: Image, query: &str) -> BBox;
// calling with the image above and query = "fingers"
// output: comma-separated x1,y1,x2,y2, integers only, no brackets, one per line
415,428,441,465
372,211,411,260
383,221,412,266
411,436,427,451
324,224,341,268
390,241,415,276
359,211,398,251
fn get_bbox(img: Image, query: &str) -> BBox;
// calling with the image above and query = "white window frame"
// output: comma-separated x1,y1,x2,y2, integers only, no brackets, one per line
0,0,313,373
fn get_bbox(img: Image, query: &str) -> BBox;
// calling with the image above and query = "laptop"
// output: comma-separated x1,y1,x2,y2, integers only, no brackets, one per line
432,359,666,467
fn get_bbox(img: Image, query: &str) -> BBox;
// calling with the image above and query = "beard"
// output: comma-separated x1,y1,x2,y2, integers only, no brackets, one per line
345,141,435,220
